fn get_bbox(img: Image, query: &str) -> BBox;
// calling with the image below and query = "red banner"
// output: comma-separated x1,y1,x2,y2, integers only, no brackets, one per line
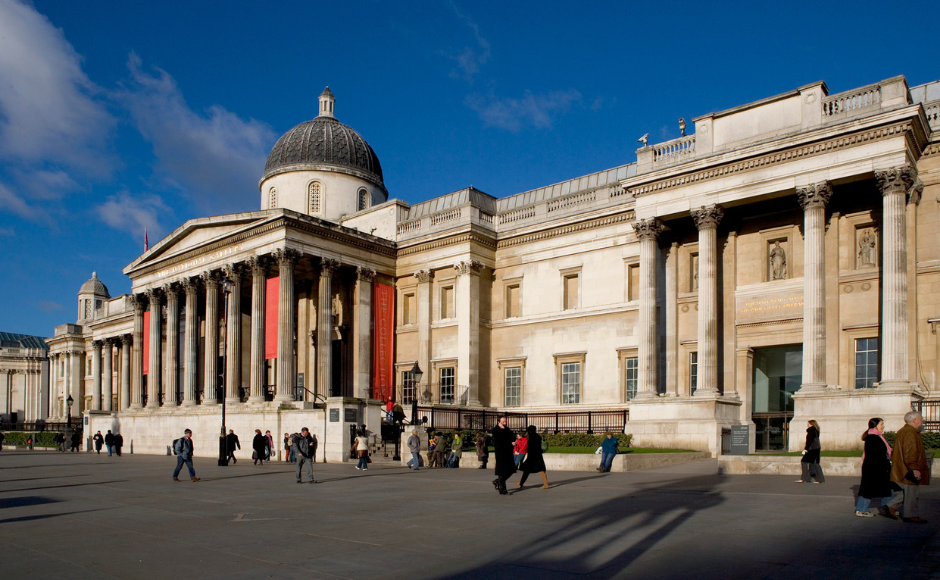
265,277,279,359
372,282,395,402
142,310,150,375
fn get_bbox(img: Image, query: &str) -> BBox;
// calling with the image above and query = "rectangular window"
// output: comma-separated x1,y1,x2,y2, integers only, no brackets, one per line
690,352,698,395
627,264,640,302
625,357,638,401
506,284,520,318
564,274,579,310
440,367,455,404
855,338,879,389
402,371,415,404
403,292,416,325
504,367,522,407
561,362,581,404
441,286,455,320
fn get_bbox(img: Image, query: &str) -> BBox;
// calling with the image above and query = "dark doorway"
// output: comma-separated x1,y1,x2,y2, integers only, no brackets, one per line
752,345,802,451
330,339,344,397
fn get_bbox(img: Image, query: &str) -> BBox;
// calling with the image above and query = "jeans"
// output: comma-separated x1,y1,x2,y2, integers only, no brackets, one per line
287,448,296,462
173,457,195,478
856,493,894,512
407,452,421,469
514,453,525,468
106,444,112,457
357,454,369,469
296,456,314,482
600,452,616,472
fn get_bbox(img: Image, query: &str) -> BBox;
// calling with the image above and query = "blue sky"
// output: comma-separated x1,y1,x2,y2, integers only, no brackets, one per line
0,0,935,337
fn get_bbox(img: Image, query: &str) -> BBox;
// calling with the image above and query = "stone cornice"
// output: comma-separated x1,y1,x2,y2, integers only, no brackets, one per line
923,142,940,158
629,121,916,198
398,231,497,257
498,210,635,250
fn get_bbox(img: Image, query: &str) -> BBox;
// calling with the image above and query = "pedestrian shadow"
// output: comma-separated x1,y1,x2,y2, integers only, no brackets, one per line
436,472,728,579
0,507,111,524
0,496,60,510
0,480,129,494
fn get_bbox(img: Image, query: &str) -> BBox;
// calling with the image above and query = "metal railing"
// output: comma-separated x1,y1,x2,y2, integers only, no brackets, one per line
0,419,81,432
413,406,627,434
912,400,940,431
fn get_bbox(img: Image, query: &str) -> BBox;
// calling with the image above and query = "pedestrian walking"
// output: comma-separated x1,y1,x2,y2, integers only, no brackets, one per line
855,417,896,518
450,432,463,468
406,429,422,470
252,429,267,465
513,432,528,469
284,432,296,463
516,425,549,489
264,430,275,460
70,429,81,452
172,429,201,482
93,431,104,454
490,416,517,495
0,431,4,452
597,432,619,472
114,433,123,456
226,429,241,464
27,435,33,450
105,430,114,456
293,428,317,483
886,412,930,523
393,402,406,425
797,420,824,483
353,430,369,471
55,431,66,452
432,432,447,468
475,431,488,469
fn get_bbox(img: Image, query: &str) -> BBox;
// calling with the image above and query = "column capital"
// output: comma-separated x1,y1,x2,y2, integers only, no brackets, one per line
126,293,146,312
247,255,270,276
121,334,132,346
181,276,199,293
356,266,376,282
875,166,915,196
414,269,434,283
796,181,833,210
222,262,246,281
319,257,340,276
632,217,665,240
273,247,301,267
92,340,103,350
454,260,484,276
161,282,179,298
690,205,723,230
201,270,220,288
909,178,925,205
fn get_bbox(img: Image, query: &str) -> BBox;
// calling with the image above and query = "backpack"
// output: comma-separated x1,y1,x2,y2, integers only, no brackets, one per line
173,438,183,456
290,433,302,446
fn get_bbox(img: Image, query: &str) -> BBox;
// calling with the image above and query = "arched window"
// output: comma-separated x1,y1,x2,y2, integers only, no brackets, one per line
309,181,321,214
358,188,370,211
269,187,277,209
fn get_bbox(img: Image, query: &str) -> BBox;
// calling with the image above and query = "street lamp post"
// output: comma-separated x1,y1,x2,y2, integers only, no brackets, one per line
408,362,423,426
66,394,74,445
218,276,234,467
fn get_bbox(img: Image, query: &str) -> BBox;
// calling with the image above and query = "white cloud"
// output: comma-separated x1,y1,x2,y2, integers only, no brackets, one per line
0,181,37,218
0,0,114,175
37,300,64,314
119,54,277,213
96,192,170,239
446,4,491,82
465,89,582,132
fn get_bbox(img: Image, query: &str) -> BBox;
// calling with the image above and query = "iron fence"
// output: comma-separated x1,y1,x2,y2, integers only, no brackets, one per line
912,400,940,431
413,406,627,434
0,419,80,432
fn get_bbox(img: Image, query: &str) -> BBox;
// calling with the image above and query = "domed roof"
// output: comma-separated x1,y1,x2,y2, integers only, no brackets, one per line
261,87,385,192
79,272,110,297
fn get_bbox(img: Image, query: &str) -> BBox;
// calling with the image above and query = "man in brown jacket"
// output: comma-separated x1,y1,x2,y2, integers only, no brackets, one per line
886,411,930,523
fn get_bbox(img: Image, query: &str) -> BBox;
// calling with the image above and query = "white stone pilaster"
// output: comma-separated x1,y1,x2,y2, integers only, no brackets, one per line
316,258,339,398
247,256,269,403
632,218,664,399
797,182,832,390
146,288,162,408
691,205,723,396
202,271,220,404
455,260,483,406
353,267,375,400
414,270,434,400
181,278,198,406
275,248,300,403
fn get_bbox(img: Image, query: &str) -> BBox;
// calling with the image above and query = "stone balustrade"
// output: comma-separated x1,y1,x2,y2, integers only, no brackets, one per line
430,207,461,225
652,134,696,165
547,190,597,213
822,82,882,117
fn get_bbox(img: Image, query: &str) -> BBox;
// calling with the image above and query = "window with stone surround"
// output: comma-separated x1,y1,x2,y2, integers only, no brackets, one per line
690,352,698,395
625,357,638,400
855,338,879,389
440,285,455,320
269,187,277,209
402,292,416,325
504,367,522,406
308,181,321,214
563,274,579,310
561,362,581,404
358,188,370,211
505,282,520,318
439,367,455,404
626,262,640,302
401,370,416,404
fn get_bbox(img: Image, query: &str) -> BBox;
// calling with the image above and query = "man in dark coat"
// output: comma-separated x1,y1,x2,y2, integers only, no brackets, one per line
70,429,81,452
225,430,241,464
292,428,318,484
104,430,115,456
113,433,123,456
887,412,930,523
490,416,517,495
93,431,104,454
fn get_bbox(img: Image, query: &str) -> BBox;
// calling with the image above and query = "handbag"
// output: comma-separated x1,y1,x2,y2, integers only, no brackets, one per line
251,450,258,460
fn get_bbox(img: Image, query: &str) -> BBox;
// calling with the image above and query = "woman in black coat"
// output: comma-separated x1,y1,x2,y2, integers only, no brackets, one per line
798,420,824,483
855,417,896,518
252,429,268,465
516,425,549,490
490,417,517,495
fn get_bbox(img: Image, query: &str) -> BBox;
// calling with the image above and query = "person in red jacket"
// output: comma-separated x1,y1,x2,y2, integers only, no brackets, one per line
513,432,528,469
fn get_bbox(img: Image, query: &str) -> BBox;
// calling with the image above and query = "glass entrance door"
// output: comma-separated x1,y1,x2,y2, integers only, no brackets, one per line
752,345,802,451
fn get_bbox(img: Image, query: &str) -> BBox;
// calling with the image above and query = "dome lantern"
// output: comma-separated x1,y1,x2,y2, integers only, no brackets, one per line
319,86,335,119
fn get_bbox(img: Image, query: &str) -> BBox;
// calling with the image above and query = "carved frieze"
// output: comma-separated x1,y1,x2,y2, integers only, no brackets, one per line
796,181,833,210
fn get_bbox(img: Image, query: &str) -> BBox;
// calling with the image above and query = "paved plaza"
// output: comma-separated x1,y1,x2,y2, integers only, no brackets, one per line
0,450,938,579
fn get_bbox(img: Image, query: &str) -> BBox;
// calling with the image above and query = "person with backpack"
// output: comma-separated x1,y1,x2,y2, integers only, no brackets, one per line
292,428,317,483
172,429,200,482
283,432,295,463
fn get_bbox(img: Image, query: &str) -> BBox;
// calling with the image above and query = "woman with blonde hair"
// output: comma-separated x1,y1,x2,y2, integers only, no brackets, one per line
797,419,824,483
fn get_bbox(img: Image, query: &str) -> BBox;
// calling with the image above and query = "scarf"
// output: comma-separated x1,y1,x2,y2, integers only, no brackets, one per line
862,428,891,461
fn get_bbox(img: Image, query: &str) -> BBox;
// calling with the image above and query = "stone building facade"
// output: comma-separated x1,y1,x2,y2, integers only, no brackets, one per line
29,77,940,457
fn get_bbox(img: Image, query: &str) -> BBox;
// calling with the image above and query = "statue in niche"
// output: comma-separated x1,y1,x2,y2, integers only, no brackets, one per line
332,293,344,327
769,241,787,280
691,256,699,291
858,229,876,267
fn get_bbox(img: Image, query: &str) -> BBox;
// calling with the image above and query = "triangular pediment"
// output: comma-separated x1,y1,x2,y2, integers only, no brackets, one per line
123,210,279,275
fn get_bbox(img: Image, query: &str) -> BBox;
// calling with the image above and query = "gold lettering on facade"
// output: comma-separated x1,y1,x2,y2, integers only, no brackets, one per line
156,244,244,278
737,294,803,315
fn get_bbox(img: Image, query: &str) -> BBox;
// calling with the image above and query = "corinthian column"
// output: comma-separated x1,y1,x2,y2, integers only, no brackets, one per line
274,248,300,402
121,335,131,410
182,278,199,406
247,256,269,403
202,271,220,404
455,260,484,406
691,205,723,396
796,182,832,390
129,295,145,409
317,258,339,398
876,167,916,387
353,267,375,400
102,339,113,411
223,264,244,404
632,218,664,399
91,340,103,410
164,283,180,405
146,288,163,408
